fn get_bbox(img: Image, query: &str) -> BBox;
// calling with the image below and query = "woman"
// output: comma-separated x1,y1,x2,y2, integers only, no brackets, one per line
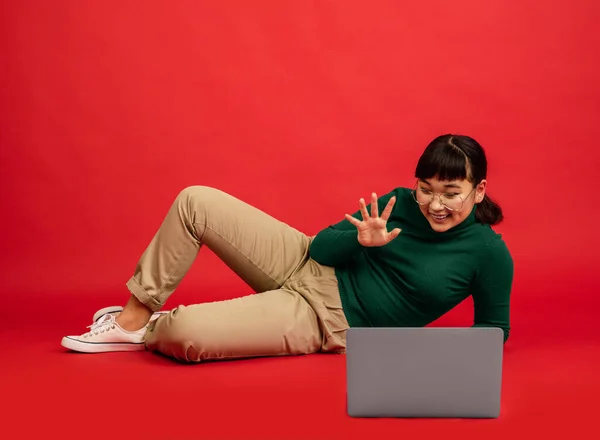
62,134,513,362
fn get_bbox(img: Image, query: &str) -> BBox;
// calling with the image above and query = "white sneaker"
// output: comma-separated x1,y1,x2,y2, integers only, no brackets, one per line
92,306,168,323
61,314,147,353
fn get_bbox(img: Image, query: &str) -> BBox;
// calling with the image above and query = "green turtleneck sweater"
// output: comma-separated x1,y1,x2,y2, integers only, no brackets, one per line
309,187,514,342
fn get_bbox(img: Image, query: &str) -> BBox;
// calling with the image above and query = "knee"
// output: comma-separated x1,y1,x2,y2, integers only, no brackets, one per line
176,185,220,205
174,186,225,222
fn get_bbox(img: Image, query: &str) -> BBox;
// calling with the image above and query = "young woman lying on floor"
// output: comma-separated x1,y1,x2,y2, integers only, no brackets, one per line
62,134,513,362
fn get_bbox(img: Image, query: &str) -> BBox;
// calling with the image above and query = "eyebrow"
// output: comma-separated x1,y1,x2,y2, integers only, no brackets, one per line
421,179,462,189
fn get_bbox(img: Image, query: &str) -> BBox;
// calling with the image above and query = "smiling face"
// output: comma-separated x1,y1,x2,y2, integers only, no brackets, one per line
416,176,487,233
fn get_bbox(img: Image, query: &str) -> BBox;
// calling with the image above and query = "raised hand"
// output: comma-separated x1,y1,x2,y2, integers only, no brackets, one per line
344,192,401,247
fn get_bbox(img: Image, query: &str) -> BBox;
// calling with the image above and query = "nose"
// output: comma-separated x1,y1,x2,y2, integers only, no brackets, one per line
430,194,445,211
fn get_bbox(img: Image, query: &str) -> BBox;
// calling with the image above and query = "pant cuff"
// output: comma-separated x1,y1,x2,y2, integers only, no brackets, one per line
126,277,163,312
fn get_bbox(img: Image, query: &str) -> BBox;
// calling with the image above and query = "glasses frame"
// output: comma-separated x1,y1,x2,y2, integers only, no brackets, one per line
412,180,476,212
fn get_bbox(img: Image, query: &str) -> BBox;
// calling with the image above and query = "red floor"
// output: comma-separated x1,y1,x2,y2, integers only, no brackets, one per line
2,288,598,440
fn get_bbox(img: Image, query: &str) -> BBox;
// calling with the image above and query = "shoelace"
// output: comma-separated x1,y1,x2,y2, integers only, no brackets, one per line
84,314,116,338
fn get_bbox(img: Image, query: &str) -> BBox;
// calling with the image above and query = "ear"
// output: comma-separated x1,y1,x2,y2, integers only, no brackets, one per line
475,179,487,204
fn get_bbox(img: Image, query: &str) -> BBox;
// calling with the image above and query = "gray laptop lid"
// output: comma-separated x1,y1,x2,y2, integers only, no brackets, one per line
346,327,504,418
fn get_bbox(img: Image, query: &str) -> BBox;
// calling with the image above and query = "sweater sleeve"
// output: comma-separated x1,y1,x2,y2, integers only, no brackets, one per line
309,191,396,267
470,236,514,342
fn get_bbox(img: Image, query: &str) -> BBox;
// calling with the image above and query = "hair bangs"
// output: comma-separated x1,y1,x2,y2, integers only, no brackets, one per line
415,142,470,182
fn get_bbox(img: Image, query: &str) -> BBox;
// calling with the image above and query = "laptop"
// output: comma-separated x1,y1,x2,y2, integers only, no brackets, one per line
346,327,504,418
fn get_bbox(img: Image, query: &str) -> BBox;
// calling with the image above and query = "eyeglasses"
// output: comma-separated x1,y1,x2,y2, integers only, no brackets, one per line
412,181,476,212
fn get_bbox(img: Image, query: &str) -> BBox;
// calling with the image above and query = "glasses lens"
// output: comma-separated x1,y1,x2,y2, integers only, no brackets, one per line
413,188,465,211
440,195,464,211
413,189,430,205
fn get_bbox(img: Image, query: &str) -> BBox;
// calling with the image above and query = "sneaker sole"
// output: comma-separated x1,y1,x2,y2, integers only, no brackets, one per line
61,336,146,353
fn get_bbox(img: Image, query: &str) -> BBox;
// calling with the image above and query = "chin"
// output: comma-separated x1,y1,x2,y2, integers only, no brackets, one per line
427,219,454,232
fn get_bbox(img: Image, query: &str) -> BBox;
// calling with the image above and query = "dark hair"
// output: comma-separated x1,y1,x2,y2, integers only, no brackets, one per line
414,134,503,225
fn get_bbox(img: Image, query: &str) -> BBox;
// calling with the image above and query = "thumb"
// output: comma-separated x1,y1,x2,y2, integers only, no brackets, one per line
388,228,402,241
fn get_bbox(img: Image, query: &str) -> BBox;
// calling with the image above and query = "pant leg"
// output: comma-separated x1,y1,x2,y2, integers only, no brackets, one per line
126,186,311,312
144,289,322,362
144,258,350,362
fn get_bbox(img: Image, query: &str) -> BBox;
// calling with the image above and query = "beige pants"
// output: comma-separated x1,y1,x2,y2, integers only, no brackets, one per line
125,186,350,362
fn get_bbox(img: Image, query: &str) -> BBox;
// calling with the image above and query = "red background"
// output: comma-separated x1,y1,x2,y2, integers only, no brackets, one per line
1,1,599,439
